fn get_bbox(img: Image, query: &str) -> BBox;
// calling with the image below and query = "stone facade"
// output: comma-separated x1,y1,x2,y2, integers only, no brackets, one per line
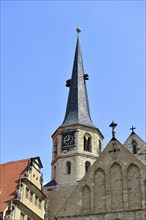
44,130,146,220
51,125,103,186
55,137,146,220
43,31,146,220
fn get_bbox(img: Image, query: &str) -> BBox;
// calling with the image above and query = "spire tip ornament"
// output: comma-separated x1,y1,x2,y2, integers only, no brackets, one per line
76,26,81,37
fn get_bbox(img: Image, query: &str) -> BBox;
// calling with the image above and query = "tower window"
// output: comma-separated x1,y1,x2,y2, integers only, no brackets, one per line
66,161,71,174
53,140,58,157
99,140,102,154
84,134,92,152
132,140,137,154
85,161,91,173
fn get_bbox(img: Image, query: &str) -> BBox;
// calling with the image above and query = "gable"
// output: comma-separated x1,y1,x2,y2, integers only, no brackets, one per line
124,132,146,164
55,139,146,219
0,159,29,212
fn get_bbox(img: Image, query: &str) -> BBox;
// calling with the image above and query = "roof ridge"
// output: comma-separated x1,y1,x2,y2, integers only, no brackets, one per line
0,156,41,167
0,158,30,167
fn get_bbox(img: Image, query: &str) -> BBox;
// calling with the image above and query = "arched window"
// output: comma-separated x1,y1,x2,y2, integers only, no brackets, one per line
66,161,71,174
94,168,106,212
127,164,142,209
110,163,123,210
132,140,137,154
82,185,91,214
84,134,92,152
85,161,91,173
53,140,58,157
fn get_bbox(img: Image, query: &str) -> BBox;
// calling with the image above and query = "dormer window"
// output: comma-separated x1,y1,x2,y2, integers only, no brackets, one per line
84,134,92,152
132,140,137,154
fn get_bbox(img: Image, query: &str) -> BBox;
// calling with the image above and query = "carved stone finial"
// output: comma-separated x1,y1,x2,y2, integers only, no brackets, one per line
109,121,117,138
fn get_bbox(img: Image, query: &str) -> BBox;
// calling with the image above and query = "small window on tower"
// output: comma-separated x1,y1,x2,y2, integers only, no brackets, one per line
132,140,138,154
85,161,91,173
84,134,92,152
53,139,58,157
66,161,71,174
99,140,102,155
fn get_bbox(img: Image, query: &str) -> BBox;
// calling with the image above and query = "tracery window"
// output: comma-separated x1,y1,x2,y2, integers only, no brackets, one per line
84,134,92,152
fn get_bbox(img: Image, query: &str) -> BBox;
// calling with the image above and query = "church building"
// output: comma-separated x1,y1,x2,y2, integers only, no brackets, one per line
44,28,146,220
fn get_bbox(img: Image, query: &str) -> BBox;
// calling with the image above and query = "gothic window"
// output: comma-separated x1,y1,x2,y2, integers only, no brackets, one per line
93,168,106,211
110,163,123,210
84,134,92,152
82,185,91,214
132,140,137,154
66,161,71,174
127,164,142,209
85,161,91,173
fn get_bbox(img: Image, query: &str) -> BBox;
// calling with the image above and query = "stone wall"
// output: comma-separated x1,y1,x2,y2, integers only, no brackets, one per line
55,139,146,220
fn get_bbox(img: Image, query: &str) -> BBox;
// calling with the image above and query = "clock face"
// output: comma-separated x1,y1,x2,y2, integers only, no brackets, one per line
62,133,75,146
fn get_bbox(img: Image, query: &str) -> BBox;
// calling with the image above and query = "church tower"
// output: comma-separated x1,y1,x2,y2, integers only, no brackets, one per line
51,28,104,186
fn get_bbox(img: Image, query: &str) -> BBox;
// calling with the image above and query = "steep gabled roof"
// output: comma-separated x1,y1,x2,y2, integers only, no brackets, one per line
0,158,29,212
61,31,96,128
0,156,43,213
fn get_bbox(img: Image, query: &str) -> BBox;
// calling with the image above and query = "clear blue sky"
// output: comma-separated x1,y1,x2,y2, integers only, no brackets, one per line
1,1,145,183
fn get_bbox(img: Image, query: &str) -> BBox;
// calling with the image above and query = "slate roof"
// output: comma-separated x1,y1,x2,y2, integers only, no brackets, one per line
61,35,96,128
43,179,57,187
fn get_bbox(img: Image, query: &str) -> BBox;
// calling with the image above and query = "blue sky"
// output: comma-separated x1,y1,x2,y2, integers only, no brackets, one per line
1,1,145,182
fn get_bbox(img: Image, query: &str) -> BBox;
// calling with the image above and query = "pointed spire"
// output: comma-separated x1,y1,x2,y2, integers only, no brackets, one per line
62,28,95,128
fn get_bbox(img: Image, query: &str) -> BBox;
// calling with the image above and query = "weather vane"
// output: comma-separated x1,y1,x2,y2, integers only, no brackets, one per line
109,121,117,138
76,26,81,37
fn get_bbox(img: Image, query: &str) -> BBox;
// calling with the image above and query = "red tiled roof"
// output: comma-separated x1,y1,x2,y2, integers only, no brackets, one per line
0,158,30,212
